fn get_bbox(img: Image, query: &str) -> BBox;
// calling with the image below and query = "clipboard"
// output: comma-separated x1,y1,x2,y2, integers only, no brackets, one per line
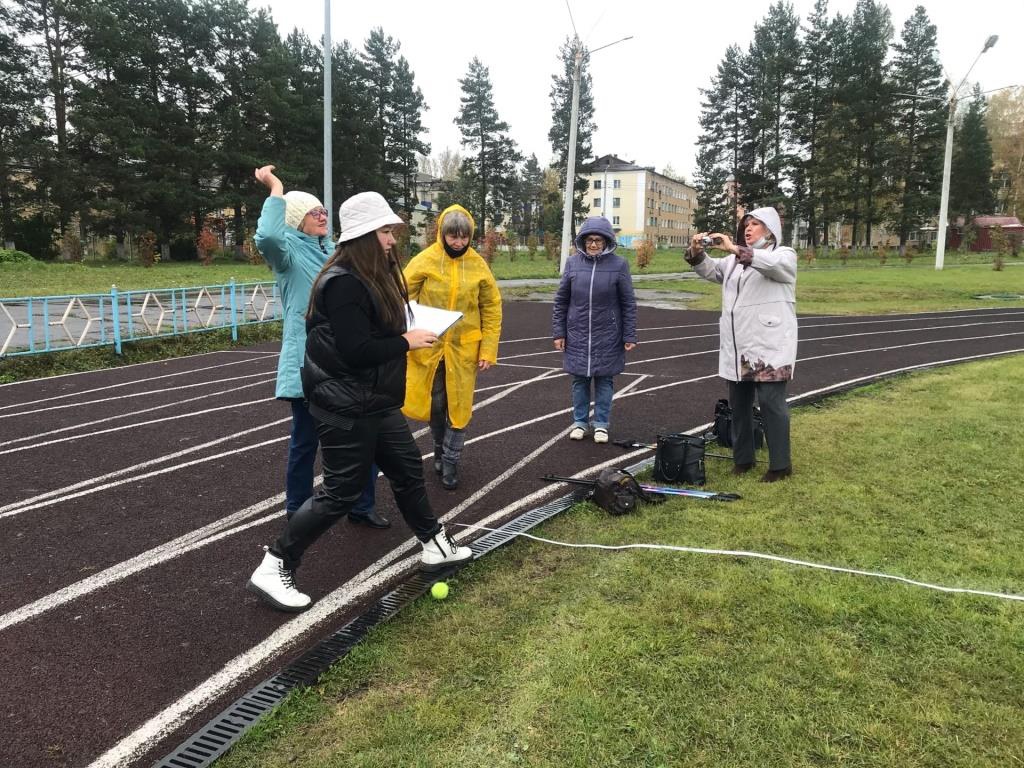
406,301,463,337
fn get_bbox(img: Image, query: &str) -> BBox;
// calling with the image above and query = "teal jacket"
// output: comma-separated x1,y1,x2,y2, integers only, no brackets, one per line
254,195,328,399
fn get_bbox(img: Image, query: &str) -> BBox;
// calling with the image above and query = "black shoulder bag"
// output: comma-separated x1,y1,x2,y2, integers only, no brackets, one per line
652,433,707,486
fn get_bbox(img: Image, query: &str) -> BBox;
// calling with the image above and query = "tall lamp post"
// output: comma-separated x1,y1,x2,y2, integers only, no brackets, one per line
323,0,333,240
933,34,998,270
558,35,632,274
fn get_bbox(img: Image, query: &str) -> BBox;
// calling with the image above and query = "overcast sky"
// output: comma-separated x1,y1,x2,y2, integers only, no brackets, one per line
258,0,1021,181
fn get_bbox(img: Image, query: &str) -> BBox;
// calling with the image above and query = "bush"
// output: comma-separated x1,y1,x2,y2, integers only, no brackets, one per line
0,247,33,263
634,239,655,270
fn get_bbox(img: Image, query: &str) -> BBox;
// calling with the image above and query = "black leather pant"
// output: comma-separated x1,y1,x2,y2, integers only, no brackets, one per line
271,407,441,569
728,380,791,470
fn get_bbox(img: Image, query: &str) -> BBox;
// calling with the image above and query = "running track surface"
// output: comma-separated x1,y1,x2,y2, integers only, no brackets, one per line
2,302,1023,768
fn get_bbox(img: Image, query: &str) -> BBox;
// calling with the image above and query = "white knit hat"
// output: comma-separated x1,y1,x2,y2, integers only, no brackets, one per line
337,192,404,244
283,191,324,231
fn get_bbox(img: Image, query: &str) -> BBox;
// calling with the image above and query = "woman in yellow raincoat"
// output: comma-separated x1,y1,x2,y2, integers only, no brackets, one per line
403,205,502,490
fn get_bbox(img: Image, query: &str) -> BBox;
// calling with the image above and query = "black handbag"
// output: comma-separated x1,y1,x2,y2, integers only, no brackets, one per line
652,433,706,486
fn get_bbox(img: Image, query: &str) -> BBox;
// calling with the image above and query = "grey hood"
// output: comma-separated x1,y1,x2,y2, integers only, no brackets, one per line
746,206,783,247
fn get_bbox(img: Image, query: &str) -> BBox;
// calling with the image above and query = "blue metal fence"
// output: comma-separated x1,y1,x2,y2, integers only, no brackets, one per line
0,280,281,358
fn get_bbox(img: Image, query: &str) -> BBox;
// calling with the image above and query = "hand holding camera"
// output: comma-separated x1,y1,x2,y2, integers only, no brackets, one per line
699,235,722,248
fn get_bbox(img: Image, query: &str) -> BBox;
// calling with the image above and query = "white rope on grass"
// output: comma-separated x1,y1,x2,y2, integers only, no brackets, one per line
454,523,1024,603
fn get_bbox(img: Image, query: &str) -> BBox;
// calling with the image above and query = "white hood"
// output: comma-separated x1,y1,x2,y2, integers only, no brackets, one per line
746,206,783,247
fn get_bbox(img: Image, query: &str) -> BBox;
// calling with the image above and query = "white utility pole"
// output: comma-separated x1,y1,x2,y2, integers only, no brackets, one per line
934,34,998,270
557,35,632,274
323,0,333,241
558,43,583,275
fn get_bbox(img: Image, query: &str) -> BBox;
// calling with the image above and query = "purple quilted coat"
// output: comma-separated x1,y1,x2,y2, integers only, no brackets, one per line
551,216,638,377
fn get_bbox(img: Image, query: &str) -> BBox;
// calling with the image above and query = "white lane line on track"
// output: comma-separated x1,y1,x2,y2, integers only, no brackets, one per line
0,371,276,420
625,330,1024,368
0,436,287,521
82,433,653,768
0,498,287,633
0,378,277,447
41,346,1024,767
0,350,236,389
0,357,274,410
500,318,1024,362
0,397,275,456
0,418,291,515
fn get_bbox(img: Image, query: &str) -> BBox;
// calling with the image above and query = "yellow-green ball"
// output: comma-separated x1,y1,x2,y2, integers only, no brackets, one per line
431,582,449,600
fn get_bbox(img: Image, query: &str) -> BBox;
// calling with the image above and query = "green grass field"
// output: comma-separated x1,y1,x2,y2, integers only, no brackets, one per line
218,355,1024,768
1,250,1019,297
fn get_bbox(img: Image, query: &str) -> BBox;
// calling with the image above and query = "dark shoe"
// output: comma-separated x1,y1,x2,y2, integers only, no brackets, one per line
760,466,793,483
348,509,392,529
732,462,754,476
433,444,443,476
442,460,459,491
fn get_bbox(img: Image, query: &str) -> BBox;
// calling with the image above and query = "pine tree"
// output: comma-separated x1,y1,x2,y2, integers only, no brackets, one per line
358,27,398,197
744,1,800,212
454,57,520,235
12,0,88,236
695,45,745,227
845,0,893,246
548,36,595,233
789,0,834,246
391,55,430,218
950,85,996,219
0,1,50,250
887,6,946,252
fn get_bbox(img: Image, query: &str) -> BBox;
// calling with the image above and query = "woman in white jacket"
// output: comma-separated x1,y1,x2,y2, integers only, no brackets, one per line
686,206,796,482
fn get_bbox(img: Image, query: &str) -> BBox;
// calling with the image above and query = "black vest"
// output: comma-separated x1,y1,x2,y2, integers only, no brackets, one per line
302,265,407,419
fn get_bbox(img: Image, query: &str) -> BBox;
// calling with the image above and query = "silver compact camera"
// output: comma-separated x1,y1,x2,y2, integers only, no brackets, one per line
699,236,722,248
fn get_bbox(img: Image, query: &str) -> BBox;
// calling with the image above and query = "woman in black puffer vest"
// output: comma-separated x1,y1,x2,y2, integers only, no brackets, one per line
247,192,473,613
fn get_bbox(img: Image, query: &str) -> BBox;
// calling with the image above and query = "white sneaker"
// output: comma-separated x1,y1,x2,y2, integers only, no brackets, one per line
569,426,586,440
420,527,473,572
594,428,609,444
247,549,312,612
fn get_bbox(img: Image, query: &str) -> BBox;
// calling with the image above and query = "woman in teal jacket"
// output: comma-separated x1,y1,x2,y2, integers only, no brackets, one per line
254,165,386,526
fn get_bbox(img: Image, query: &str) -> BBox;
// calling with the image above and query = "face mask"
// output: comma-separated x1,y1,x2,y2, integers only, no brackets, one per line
750,235,769,249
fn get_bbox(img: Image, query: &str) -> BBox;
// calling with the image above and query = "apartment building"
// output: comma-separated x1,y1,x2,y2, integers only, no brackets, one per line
582,154,696,247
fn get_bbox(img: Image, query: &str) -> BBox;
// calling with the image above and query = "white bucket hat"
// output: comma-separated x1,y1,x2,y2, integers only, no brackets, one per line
337,192,404,244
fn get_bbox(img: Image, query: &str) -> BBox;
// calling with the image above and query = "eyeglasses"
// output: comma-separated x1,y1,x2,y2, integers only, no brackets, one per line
584,236,605,245
306,207,328,220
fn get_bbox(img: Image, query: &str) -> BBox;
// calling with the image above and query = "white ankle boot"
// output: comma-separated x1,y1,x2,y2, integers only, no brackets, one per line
247,549,312,612
420,527,473,572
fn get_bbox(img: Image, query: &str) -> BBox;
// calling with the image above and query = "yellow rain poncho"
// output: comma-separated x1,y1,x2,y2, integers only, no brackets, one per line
402,205,502,429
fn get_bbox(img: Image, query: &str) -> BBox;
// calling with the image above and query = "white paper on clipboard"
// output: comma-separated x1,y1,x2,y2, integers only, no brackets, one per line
406,301,463,337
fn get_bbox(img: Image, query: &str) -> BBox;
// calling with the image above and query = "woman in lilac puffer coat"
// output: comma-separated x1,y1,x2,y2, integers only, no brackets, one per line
552,216,638,444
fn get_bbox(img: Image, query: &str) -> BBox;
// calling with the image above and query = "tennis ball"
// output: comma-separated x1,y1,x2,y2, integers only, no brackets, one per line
430,581,449,600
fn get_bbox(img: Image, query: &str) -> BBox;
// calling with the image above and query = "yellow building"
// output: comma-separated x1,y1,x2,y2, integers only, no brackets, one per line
582,155,696,248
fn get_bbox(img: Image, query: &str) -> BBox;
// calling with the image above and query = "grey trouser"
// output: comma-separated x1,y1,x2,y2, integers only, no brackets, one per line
728,380,791,470
430,360,467,465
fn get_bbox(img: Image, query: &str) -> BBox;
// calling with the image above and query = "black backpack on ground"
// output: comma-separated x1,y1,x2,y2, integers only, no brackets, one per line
591,468,664,516
709,399,764,451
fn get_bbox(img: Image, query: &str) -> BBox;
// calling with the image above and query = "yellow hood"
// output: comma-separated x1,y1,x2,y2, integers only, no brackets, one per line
435,204,476,250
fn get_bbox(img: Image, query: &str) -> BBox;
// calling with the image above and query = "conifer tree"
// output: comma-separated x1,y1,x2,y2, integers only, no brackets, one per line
0,2,49,249
887,6,946,252
391,55,430,217
950,85,996,219
455,56,520,235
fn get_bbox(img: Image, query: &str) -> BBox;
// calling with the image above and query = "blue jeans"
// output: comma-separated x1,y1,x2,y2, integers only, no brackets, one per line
286,400,375,518
570,375,614,430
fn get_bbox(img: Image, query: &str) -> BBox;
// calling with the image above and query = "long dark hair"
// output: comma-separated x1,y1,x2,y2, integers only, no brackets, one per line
308,231,410,332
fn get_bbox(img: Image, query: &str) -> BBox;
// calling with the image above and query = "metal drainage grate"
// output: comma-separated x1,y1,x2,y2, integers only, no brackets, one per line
152,476,611,768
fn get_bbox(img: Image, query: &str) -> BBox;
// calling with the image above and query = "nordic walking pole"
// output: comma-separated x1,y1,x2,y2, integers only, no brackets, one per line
541,475,741,502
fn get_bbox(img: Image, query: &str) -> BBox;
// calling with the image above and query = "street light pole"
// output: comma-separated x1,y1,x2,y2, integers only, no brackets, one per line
557,35,632,274
558,43,583,275
323,0,333,241
934,34,998,270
